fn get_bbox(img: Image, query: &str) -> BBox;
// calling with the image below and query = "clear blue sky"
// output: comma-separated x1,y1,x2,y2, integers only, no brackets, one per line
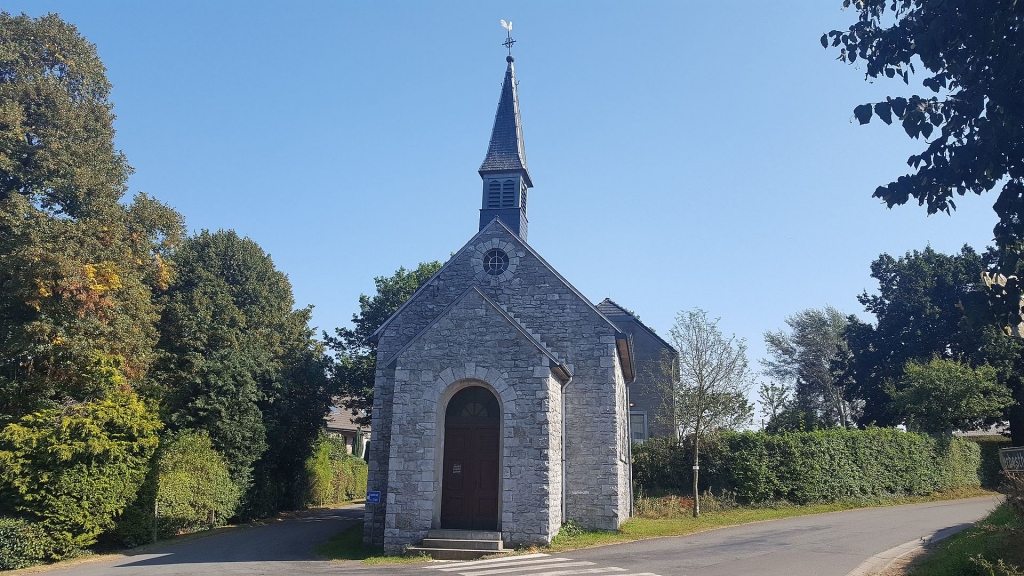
6,2,997,416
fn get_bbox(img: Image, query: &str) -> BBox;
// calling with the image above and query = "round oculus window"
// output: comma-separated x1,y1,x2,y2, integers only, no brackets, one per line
483,249,509,276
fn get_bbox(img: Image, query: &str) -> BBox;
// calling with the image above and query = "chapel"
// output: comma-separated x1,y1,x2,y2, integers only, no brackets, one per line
363,42,672,554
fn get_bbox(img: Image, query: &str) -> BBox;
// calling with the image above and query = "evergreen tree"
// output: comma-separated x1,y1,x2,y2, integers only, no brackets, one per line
148,231,329,515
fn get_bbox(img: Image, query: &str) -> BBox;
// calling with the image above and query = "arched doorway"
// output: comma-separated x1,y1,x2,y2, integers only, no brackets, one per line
441,386,500,530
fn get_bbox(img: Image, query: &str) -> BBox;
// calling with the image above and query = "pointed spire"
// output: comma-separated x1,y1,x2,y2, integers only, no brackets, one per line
479,55,533,187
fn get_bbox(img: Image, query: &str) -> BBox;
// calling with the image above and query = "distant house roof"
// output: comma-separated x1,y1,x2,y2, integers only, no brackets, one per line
596,298,676,354
325,405,368,434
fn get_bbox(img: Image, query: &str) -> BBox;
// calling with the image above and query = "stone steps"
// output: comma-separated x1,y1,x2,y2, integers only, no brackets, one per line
407,529,505,560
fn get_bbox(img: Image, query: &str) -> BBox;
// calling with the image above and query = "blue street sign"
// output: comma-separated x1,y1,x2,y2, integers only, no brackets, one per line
366,490,381,504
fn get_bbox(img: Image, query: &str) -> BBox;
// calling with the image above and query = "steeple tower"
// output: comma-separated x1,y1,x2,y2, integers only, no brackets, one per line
479,27,533,241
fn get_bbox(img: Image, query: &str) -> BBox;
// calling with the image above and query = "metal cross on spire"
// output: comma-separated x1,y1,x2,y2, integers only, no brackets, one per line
500,19,515,56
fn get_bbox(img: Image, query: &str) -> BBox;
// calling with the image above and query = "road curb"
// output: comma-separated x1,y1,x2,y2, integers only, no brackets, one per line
844,522,974,576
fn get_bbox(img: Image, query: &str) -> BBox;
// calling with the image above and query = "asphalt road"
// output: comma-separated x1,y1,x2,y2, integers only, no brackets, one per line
35,505,376,576
557,496,1001,576
33,497,999,576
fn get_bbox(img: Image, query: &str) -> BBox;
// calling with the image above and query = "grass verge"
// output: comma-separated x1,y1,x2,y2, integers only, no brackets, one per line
542,488,996,553
904,502,1024,576
314,521,431,565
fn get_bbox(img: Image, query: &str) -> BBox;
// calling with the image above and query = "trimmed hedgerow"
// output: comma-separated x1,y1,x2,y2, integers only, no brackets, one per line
967,435,1011,489
634,428,981,504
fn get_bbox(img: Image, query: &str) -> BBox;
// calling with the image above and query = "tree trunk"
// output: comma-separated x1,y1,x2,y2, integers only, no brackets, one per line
692,435,700,518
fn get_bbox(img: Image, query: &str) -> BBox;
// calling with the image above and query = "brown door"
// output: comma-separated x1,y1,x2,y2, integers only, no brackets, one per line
441,387,500,530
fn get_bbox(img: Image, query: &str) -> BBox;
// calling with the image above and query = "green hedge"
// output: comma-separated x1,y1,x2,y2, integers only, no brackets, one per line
305,436,368,506
634,428,982,504
0,517,52,570
966,435,1011,489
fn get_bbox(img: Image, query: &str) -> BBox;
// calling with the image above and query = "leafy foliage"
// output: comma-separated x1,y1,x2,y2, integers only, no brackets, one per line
661,308,753,516
0,13,184,427
824,0,1024,216
0,517,53,570
634,428,982,504
0,392,161,556
148,230,330,518
0,14,332,558
825,1,1024,399
155,430,239,534
756,379,791,425
326,261,441,426
763,307,858,427
305,435,368,507
889,357,1012,436
970,435,1012,489
841,246,990,426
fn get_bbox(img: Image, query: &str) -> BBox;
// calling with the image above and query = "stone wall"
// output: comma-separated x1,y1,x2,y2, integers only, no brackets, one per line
366,219,629,548
376,289,562,552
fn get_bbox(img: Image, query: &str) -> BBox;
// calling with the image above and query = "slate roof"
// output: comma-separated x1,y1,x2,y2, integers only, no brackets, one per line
596,299,633,317
325,405,368,433
596,298,677,354
479,58,533,187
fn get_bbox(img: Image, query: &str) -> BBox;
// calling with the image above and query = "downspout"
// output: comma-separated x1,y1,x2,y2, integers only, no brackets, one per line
561,375,571,524
627,383,634,518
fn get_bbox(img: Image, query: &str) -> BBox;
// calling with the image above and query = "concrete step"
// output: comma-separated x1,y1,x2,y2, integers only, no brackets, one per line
421,538,503,551
407,547,504,560
426,529,502,540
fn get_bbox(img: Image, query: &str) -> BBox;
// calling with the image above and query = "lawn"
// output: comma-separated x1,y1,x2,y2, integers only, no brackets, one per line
544,488,995,552
314,522,432,565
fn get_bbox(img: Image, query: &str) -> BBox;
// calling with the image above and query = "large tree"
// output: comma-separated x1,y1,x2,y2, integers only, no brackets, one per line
0,12,183,425
825,2,1024,421
326,261,441,426
663,308,753,517
148,230,329,515
841,246,991,426
763,307,858,428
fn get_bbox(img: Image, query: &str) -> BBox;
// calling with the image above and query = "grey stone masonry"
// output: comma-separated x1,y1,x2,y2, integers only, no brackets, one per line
365,218,632,552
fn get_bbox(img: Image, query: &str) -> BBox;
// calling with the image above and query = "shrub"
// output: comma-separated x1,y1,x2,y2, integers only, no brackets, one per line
631,436,725,495
633,428,981,505
0,517,52,570
0,393,161,557
156,431,240,535
305,436,368,506
112,430,241,546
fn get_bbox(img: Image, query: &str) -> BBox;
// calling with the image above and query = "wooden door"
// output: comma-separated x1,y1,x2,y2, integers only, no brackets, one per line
441,387,500,530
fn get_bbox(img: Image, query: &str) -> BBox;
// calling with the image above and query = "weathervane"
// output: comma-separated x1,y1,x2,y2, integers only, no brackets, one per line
500,19,515,56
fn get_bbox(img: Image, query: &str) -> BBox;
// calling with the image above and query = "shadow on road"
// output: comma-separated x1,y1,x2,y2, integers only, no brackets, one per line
113,507,364,567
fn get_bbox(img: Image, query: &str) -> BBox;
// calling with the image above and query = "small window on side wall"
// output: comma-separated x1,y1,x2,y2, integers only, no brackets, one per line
629,411,648,443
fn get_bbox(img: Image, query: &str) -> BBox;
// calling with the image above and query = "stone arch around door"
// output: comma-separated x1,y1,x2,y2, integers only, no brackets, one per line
433,375,516,531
